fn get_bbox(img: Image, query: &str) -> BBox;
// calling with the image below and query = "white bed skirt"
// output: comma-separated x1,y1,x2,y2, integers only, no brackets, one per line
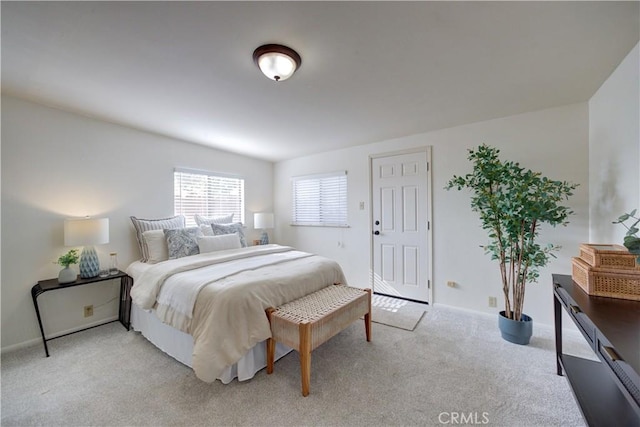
130,303,292,384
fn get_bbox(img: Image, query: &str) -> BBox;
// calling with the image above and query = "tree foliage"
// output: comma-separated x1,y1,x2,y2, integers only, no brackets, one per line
613,209,640,263
445,145,578,321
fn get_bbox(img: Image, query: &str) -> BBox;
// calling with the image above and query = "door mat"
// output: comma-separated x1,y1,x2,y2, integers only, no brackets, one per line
371,295,426,331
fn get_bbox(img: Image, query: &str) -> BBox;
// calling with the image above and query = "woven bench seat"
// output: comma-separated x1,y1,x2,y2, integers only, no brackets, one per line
266,284,372,396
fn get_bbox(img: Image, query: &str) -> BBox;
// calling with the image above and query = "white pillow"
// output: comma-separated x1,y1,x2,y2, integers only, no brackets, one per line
210,222,247,247
194,213,234,226
200,224,214,236
142,229,169,264
197,234,242,254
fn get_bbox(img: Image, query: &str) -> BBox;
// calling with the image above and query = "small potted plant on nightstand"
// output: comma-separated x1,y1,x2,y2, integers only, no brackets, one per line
57,249,79,283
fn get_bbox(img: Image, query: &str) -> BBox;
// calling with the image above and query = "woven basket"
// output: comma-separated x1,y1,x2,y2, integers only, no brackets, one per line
579,243,639,270
572,257,640,301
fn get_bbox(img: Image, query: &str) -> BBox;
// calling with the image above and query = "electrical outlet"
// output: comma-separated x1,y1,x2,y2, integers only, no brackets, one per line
488,297,497,308
447,281,456,288
359,201,365,210
84,305,94,317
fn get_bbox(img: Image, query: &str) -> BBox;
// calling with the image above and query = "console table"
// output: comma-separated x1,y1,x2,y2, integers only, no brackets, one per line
553,274,640,426
31,271,133,357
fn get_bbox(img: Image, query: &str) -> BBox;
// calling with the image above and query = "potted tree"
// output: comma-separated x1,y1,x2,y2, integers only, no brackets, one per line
445,144,578,344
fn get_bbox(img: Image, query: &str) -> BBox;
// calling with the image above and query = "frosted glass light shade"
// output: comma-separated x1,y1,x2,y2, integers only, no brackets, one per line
64,218,109,246
254,213,274,230
257,53,296,81
253,44,302,82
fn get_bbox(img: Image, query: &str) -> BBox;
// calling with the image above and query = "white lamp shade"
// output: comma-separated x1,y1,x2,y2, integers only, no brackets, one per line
254,213,274,229
64,218,109,246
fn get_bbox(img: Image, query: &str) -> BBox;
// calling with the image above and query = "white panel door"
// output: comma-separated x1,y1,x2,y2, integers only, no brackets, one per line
371,151,429,302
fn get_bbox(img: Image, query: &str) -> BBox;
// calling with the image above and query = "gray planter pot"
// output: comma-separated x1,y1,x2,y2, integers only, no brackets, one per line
498,311,532,345
58,267,77,284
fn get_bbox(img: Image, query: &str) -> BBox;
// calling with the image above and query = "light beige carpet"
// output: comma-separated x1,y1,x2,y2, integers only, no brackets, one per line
371,294,426,331
1,304,592,426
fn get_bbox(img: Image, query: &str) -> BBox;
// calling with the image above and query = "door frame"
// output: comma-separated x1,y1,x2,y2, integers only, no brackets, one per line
368,146,433,304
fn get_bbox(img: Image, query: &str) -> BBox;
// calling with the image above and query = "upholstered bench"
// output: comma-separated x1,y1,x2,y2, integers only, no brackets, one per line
265,284,372,396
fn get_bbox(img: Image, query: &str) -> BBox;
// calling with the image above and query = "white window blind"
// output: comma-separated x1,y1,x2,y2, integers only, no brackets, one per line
292,171,347,227
174,169,245,227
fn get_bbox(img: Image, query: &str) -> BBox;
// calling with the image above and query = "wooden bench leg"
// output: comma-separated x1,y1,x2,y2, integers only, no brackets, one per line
364,289,372,342
266,337,275,374
299,321,311,397
266,308,275,374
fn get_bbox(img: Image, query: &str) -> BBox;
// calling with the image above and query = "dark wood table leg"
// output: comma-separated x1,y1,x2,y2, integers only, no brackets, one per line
554,285,563,376
118,275,133,330
31,284,49,357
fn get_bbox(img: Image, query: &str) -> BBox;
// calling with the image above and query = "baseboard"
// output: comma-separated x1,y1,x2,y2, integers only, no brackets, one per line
431,302,581,335
1,315,118,355
1,337,42,354
432,302,495,318
373,292,429,306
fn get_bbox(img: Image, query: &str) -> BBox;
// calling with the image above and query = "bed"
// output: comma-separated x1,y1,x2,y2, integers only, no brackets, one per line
126,217,347,383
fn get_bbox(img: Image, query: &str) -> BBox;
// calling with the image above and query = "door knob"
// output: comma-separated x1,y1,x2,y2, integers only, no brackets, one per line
374,220,380,225
373,231,380,235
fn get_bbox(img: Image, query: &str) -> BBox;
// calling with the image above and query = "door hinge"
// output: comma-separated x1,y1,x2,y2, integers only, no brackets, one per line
426,162,430,172
428,280,431,289
427,221,430,230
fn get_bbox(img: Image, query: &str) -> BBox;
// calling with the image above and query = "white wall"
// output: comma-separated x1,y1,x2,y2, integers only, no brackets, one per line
589,42,640,243
5,39,634,350
1,95,274,351
274,103,590,327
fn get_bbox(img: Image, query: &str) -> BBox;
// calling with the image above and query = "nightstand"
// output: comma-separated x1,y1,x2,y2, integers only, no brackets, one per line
31,270,133,357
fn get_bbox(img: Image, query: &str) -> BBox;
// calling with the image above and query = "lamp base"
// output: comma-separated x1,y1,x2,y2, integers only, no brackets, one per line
79,246,100,278
259,231,270,245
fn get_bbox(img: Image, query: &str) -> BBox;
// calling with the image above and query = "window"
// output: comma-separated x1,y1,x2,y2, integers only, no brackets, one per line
292,171,347,227
174,168,245,227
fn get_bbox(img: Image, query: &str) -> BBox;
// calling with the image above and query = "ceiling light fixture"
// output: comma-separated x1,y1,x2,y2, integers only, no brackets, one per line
253,44,302,82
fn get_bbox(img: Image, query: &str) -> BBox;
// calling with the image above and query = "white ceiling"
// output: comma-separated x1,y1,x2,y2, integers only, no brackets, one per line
2,2,639,162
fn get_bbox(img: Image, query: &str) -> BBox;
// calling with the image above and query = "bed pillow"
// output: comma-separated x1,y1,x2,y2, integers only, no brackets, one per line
164,227,203,259
200,224,214,236
142,229,169,264
210,222,247,247
130,215,185,262
197,234,242,254
194,213,234,226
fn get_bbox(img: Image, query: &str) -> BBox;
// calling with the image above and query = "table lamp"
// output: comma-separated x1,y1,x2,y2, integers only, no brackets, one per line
254,213,274,245
64,217,109,278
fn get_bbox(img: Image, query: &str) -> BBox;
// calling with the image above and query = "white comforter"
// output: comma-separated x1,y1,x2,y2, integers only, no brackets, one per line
130,244,347,382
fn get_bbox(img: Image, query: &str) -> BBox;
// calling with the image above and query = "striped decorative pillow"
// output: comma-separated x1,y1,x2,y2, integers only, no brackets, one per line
194,213,234,226
130,215,185,262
